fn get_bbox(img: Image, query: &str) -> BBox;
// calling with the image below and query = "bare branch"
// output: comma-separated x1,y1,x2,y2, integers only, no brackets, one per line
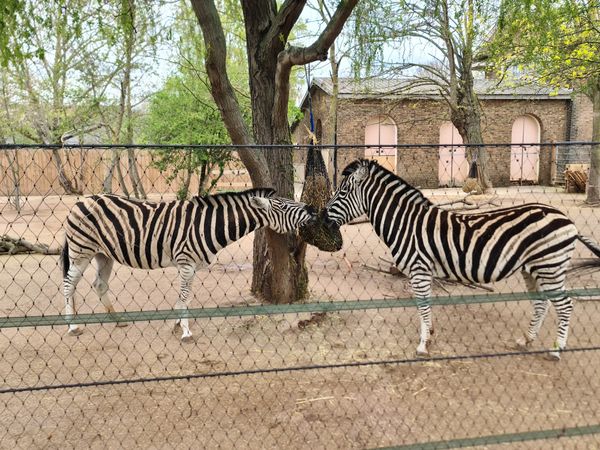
271,0,359,134
191,0,270,187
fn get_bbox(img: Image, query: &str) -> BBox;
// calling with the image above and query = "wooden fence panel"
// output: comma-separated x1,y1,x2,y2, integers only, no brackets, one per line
0,148,252,197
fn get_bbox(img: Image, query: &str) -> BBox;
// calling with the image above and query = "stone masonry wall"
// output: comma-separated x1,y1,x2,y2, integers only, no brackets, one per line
293,91,574,188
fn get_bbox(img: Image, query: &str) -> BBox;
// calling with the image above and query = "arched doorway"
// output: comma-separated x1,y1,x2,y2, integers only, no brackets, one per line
438,121,468,186
364,115,397,173
511,115,541,182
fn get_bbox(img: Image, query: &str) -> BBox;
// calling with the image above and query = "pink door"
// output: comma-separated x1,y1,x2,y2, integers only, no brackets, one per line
365,116,397,173
511,115,540,182
438,122,468,186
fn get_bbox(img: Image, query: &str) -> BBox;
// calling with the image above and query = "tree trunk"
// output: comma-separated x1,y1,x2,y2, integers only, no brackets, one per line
328,44,340,185
192,0,357,304
123,0,146,200
241,0,310,304
103,151,117,193
452,77,493,192
1,81,22,211
51,149,82,194
587,81,600,204
1,145,21,212
464,117,493,191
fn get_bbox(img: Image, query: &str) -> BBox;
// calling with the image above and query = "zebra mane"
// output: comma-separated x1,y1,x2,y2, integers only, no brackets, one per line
197,188,276,203
342,159,369,177
343,159,432,206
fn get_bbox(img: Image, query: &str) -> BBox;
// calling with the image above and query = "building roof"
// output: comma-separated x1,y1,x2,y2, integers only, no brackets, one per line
304,77,572,104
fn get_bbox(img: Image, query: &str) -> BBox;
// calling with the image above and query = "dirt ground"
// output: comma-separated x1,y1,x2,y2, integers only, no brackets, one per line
1,187,600,449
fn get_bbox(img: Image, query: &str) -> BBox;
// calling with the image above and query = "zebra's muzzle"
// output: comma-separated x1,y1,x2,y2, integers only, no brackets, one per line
304,206,318,225
321,210,338,231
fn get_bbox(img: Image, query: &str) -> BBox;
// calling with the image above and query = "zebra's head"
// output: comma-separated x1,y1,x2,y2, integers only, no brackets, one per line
249,192,318,234
323,159,371,228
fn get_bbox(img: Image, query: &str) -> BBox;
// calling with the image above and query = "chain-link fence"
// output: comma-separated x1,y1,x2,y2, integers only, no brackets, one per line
1,143,599,449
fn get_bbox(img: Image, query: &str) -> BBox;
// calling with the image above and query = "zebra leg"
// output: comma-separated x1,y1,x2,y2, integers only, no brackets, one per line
64,258,90,336
411,271,433,356
547,290,573,361
92,254,127,328
516,272,550,349
532,270,572,361
176,263,196,342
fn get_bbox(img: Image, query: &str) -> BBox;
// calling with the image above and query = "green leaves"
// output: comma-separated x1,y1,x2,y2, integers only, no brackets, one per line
490,0,600,94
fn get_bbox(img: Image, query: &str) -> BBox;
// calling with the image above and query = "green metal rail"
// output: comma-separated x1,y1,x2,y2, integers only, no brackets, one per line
1,288,599,328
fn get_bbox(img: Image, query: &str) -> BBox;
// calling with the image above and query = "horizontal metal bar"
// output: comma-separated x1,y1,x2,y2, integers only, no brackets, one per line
381,424,600,449
1,289,599,328
1,142,599,150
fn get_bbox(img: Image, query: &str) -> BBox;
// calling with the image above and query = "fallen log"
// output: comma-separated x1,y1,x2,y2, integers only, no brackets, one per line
0,235,60,255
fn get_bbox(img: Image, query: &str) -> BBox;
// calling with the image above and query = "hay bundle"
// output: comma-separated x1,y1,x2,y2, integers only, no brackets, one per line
565,169,588,193
299,146,343,252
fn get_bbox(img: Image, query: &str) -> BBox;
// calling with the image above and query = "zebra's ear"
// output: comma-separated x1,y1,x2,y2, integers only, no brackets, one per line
250,196,272,211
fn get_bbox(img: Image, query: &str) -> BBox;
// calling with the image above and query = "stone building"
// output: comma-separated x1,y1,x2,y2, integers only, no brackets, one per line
291,77,593,188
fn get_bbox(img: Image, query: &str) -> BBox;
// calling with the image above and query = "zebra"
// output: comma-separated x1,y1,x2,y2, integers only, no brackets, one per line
61,188,317,341
323,159,600,360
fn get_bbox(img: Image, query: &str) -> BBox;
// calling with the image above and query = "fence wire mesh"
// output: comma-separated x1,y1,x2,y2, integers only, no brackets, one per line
1,143,599,449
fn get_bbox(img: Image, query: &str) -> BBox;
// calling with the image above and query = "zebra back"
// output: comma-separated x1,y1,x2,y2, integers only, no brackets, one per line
332,160,579,284
65,188,277,269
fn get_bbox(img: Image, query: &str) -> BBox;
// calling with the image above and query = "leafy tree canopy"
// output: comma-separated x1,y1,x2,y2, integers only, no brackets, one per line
491,0,600,94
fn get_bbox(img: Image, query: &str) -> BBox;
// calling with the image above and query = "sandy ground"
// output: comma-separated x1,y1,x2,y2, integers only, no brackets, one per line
1,186,600,449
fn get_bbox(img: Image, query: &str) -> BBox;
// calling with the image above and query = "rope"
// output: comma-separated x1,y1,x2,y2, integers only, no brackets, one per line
1,345,599,395
2,289,599,328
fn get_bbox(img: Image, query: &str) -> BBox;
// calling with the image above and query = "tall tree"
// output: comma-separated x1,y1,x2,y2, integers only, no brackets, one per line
0,69,21,211
490,0,600,203
2,0,162,196
351,0,496,191
89,0,163,197
142,75,235,198
306,0,363,181
141,1,245,199
190,0,358,303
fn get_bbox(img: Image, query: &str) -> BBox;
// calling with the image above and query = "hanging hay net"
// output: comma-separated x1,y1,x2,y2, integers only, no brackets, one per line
299,146,343,252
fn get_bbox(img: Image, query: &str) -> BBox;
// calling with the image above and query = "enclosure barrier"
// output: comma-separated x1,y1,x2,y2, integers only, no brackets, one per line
1,143,600,448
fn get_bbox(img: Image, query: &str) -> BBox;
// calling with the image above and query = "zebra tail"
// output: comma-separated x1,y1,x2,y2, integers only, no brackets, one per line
569,235,600,276
578,235,600,259
61,239,70,279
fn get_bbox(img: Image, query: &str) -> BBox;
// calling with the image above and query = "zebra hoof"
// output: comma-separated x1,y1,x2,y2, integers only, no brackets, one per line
115,321,129,328
546,351,561,361
416,346,429,357
67,327,83,337
515,337,532,351
181,334,194,343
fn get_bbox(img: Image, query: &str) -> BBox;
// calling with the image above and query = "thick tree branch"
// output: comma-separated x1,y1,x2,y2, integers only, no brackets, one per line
271,0,358,134
267,0,307,50
190,0,270,187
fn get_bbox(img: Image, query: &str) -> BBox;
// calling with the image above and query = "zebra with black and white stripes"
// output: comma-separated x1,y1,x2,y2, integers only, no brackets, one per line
62,188,317,341
324,159,600,359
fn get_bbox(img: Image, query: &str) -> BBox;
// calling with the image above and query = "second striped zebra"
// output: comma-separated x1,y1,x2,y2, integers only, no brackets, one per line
324,159,600,360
